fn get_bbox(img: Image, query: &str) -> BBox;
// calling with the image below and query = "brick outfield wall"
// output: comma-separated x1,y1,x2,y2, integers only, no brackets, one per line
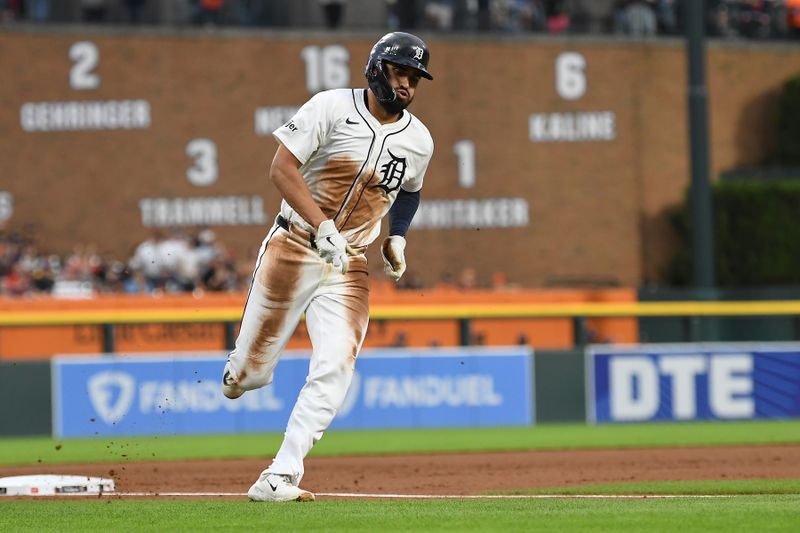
1,31,797,288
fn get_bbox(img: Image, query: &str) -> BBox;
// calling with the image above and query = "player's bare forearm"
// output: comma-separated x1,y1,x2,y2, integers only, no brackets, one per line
270,144,328,228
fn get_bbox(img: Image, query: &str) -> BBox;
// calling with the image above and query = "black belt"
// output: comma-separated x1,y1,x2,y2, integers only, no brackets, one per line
276,214,289,231
277,215,316,248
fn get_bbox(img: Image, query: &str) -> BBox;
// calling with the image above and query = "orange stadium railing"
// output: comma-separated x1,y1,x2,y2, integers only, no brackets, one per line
2,288,800,358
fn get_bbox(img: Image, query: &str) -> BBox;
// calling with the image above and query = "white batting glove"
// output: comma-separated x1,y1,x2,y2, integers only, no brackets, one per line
316,219,351,274
381,235,407,282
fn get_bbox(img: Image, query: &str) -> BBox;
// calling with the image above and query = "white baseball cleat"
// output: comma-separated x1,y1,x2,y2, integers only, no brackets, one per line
221,367,244,399
247,472,315,502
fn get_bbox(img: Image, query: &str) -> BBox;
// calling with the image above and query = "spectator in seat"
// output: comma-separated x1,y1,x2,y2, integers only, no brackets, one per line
0,0,23,22
129,230,167,292
788,0,800,35
81,0,109,23
386,0,416,30
545,0,569,33
613,0,657,36
28,0,50,23
124,0,147,24
193,0,224,26
320,0,345,28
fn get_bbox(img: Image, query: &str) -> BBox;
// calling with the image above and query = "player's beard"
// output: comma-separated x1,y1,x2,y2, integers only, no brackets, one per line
381,91,413,115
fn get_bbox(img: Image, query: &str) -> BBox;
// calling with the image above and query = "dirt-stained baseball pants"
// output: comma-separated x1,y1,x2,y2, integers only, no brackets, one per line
224,220,369,483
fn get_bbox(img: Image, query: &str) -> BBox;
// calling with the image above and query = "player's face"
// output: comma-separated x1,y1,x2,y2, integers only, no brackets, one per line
386,62,422,107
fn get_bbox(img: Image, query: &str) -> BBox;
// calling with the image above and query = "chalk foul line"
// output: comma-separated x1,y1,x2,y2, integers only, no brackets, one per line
49,491,734,499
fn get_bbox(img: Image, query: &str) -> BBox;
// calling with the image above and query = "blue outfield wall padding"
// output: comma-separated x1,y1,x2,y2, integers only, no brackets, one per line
52,346,533,438
587,342,800,424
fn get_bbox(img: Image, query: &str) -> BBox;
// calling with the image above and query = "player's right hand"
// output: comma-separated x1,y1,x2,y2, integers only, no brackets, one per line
316,219,351,274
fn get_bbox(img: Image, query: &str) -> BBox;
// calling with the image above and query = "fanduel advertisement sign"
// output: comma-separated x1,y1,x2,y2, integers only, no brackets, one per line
53,347,532,437
588,343,800,423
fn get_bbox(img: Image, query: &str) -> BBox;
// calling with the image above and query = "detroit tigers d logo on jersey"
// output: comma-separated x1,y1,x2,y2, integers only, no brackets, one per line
377,150,406,194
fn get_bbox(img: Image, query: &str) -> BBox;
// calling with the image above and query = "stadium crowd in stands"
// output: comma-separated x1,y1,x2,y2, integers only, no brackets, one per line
0,227,246,297
1,1,798,40
0,227,516,297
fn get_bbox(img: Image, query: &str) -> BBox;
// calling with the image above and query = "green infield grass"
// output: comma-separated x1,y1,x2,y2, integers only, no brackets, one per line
0,494,798,532
515,478,800,495
1,420,799,466
2,424,799,532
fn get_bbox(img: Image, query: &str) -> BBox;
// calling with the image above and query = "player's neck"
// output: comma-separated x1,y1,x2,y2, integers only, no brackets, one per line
366,89,403,125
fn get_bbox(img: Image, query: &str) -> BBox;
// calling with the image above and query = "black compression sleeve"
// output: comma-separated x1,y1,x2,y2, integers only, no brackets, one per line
389,189,421,237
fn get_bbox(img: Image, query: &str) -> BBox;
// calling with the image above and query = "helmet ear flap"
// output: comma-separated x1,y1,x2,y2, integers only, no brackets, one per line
367,58,397,105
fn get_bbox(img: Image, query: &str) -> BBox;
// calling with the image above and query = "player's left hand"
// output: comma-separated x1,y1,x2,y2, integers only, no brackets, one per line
381,236,407,282
316,219,351,274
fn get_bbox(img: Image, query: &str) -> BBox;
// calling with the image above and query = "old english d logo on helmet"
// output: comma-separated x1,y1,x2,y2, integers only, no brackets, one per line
367,32,433,80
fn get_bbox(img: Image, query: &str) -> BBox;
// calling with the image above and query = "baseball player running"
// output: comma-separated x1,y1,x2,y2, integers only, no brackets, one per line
221,32,434,502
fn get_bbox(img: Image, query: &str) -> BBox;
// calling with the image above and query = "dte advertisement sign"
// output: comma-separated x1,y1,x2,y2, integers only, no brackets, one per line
588,343,800,423
53,347,532,437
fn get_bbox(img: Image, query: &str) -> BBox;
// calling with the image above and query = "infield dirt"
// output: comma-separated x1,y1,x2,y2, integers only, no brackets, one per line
1,445,799,496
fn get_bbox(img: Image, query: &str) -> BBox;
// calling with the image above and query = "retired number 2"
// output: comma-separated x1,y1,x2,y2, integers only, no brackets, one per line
69,41,100,90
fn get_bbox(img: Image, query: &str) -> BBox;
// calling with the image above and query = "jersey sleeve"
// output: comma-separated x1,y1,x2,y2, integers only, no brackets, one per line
402,127,434,193
272,92,331,164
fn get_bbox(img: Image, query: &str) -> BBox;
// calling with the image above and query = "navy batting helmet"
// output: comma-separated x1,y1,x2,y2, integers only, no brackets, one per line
365,32,432,111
